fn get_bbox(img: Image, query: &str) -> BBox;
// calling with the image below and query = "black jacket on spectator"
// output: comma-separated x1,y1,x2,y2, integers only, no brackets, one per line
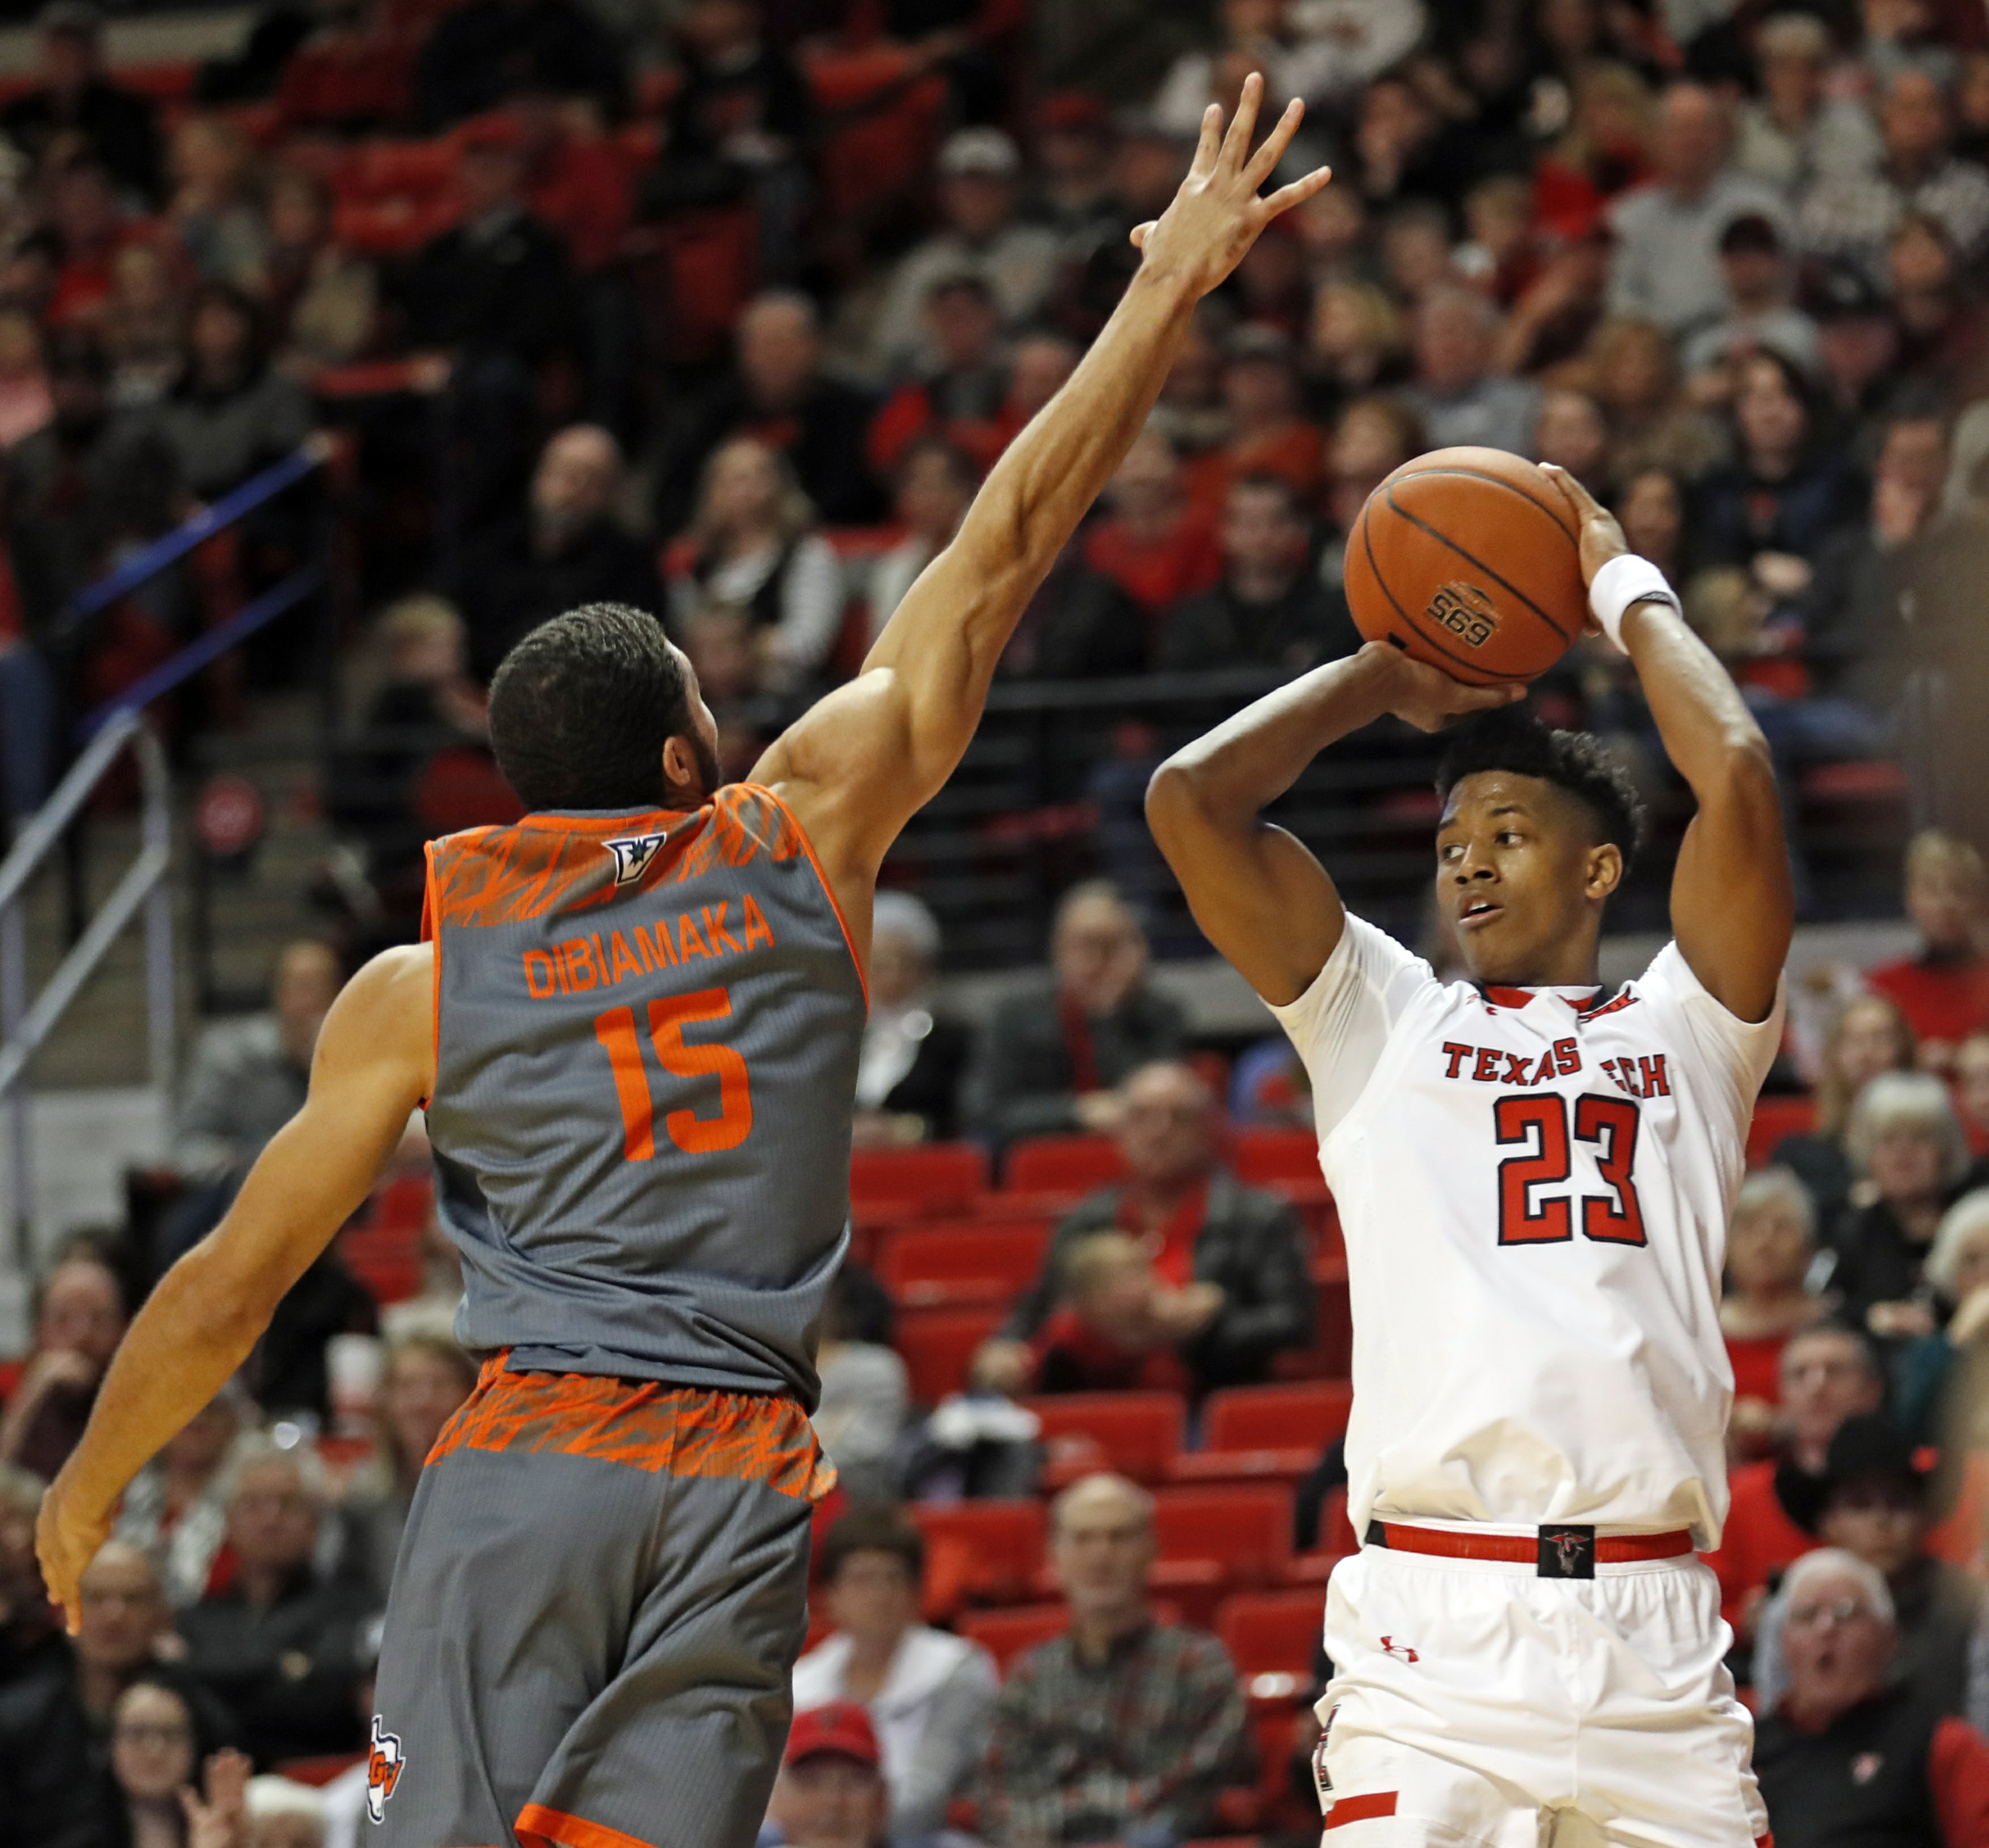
248,1249,379,1420
655,376,883,533
1827,1199,1942,1335
1010,553,1148,680
649,39,813,214
177,1567,369,1767
154,362,314,501
1157,579,1359,675
398,207,580,369
0,1631,99,1848
872,1015,973,1141
451,511,662,679
414,0,627,129
1801,520,1917,710
967,977,1187,1145
999,1168,1316,1390
1,80,161,202
1774,1130,1854,1228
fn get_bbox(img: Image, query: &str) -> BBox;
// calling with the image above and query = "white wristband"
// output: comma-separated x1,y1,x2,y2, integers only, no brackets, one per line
1588,553,1682,652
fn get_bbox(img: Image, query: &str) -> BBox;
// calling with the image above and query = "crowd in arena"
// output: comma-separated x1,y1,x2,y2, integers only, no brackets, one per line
4,0,1989,1837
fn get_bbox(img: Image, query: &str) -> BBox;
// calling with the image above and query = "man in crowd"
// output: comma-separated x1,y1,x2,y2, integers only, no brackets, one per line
966,882,1185,1146
0,1245,126,1481
412,0,627,129
1159,473,1356,673
1753,1548,1989,1845
976,1059,1313,1396
976,1473,1249,1844
0,0,161,200
1402,286,1542,457
762,1703,894,1848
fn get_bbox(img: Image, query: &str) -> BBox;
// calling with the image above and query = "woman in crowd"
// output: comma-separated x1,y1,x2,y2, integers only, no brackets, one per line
667,435,843,693
114,1379,251,1607
154,283,314,501
168,115,268,292
105,1671,249,1848
1775,990,1918,1220
1589,316,1725,485
263,167,377,376
1830,1070,1976,1340
853,892,971,1148
790,1507,998,1841
338,1332,475,1607
863,438,978,651
1722,1167,1826,1455
1616,467,1687,581
1898,1190,1989,1446
1304,278,1407,418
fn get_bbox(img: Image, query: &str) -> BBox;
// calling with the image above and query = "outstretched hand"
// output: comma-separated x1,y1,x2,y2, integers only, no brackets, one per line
36,1471,110,1637
1128,74,1333,300
1539,463,1628,589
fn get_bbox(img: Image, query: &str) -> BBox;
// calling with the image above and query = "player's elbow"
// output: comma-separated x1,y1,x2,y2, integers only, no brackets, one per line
1705,726,1779,818
1144,756,1207,859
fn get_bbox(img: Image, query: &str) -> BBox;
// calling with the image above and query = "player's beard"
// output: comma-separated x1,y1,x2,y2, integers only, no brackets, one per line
692,731,725,799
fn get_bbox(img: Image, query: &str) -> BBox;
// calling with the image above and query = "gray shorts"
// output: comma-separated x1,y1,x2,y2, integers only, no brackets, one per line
367,1359,830,1848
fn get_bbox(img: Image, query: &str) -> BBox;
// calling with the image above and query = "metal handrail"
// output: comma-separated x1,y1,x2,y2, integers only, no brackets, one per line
0,710,173,1267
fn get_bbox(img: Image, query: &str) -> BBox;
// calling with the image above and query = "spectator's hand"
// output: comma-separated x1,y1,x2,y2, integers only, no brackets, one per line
1127,76,1333,302
1074,1090,1128,1133
1153,1281,1225,1340
15,1347,104,1402
1364,642,1525,733
34,1471,112,1637
1752,552,1812,600
1539,464,1628,590
1950,1284,1989,1346
1867,1298,1937,1340
180,1747,251,1848
970,1339,1034,1395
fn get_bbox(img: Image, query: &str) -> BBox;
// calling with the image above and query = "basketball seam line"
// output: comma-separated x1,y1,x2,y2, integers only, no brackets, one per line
1390,465,1581,544
1380,486,1580,644
1357,504,1507,686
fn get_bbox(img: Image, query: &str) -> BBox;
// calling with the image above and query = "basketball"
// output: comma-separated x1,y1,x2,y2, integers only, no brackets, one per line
1345,447,1588,686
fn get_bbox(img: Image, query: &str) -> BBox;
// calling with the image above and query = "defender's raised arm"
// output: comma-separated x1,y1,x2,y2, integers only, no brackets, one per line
751,77,1331,933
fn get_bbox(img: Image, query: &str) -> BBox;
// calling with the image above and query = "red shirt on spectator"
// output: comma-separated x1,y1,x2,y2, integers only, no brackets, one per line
1867,954,1989,1053
1726,1332,1789,1410
1116,1177,1211,1289
1081,508,1222,618
1182,422,1327,520
1707,1458,1813,1633
1029,1306,1191,1395
526,134,633,274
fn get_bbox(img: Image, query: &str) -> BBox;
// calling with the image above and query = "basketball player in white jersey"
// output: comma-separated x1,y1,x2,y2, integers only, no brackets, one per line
1147,465,1793,1847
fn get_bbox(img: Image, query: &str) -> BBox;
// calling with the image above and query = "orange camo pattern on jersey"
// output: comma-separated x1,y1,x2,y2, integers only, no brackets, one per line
428,1352,837,1502
425,785,805,931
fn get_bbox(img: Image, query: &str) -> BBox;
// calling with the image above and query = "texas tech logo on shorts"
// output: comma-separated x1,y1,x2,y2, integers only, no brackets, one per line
605,831,670,887
1424,582,1497,650
367,1715,405,1822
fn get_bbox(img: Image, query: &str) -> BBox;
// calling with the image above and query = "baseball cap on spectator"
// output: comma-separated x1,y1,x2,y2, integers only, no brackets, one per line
939,129,1022,180
1719,213,1784,257
784,1702,882,1770
1808,262,1890,321
1782,1414,1940,1534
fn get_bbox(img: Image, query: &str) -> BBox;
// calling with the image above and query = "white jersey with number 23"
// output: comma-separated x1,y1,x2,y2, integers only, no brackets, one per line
1270,914,1785,1550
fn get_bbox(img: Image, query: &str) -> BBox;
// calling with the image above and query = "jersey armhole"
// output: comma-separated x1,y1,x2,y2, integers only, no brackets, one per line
420,840,440,1111
750,783,871,1014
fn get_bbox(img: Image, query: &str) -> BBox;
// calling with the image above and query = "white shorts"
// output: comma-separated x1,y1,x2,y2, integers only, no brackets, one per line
1317,1544,1769,1848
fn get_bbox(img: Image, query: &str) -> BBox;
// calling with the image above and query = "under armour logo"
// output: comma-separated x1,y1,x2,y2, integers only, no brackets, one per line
605,831,669,886
366,1715,404,1821
1379,1635,1419,1662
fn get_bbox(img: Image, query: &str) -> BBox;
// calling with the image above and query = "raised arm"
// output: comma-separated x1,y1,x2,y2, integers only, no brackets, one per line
1146,646,1519,1004
752,77,1331,936
1543,465,1793,1022
36,944,434,1629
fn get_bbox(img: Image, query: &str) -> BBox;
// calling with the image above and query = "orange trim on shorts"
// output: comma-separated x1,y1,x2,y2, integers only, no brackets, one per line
1327,1792,1399,1828
516,1804,658,1848
427,1352,837,1502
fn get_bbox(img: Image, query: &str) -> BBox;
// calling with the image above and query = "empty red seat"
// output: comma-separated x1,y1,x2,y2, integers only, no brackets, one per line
1172,1381,1353,1485
1024,1391,1186,1486
896,1306,1004,1405
1233,1128,1321,1187
1003,1134,1123,1198
1153,1484,1294,1586
877,1222,1049,1309
1218,1588,1325,1685
849,1143,989,1223
910,1499,1046,1615
959,1601,1069,1673
1748,1093,1814,1169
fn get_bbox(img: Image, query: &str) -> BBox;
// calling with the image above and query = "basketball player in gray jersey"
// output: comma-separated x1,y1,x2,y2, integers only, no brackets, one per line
38,82,1330,1848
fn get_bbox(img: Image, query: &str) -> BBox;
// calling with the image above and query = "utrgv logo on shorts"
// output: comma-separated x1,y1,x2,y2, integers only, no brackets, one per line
605,831,670,887
367,1715,405,1822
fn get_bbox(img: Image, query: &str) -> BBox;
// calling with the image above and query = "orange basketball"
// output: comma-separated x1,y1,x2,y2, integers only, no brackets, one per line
1345,447,1587,686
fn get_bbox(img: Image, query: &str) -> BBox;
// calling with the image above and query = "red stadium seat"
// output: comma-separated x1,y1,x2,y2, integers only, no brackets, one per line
1024,1391,1187,1486
896,1305,1004,1405
877,1222,1050,1308
910,1499,1046,1615
1747,1094,1815,1169
1233,1128,1323,1187
1003,1134,1124,1198
1152,1484,1294,1586
1171,1381,1353,1485
958,1601,1068,1673
1218,1588,1325,1686
849,1143,989,1224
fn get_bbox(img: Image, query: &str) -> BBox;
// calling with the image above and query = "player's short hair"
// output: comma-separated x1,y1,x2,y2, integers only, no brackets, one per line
817,1505,925,1587
488,603,691,813
1435,709,1648,876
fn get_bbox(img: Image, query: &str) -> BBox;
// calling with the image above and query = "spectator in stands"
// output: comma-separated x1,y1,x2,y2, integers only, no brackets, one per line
1606,82,1787,337
1533,386,1612,495
1183,324,1326,513
1755,1415,1989,1725
1402,286,1541,459
1896,1190,1989,1444
115,1381,251,1608
1713,1322,1888,1643
413,0,627,129
1305,280,1408,418
870,129,1060,379
966,882,1186,1146
1616,469,1687,581
1724,1167,1827,1454
495,84,633,280
1028,91,1120,259
178,1436,371,1768
762,1702,892,1848
0,302,52,450
1886,213,1989,398
792,1509,998,1839
1777,992,1919,1220
1736,13,1885,195
1021,1229,1207,1394
154,284,316,501
655,291,882,535
0,1245,126,1481
649,0,810,268
337,1334,475,1608
812,1266,908,1504
979,1059,1313,1395
104,1672,249,1848
1833,1070,1974,1339
666,435,843,692
170,116,269,293
0,1,162,202
1158,472,1356,673
453,422,660,679
46,159,135,324
70,1540,179,1737
1589,315,1727,487
99,240,188,410
1079,430,1220,626
1868,832,1989,1072
1799,66,1989,286
977,1473,1250,1844
868,274,1010,479
263,168,378,377
853,891,970,1147
1680,213,1822,381
1345,68,1479,218
861,438,977,650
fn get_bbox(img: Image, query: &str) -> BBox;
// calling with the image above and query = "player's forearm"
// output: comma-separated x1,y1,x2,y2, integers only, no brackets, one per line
1621,601,1774,802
